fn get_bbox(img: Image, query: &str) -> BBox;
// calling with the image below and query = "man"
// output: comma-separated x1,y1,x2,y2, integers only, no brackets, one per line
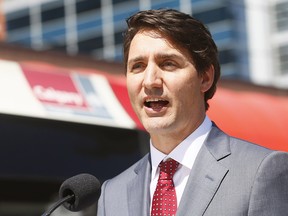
97,9,288,216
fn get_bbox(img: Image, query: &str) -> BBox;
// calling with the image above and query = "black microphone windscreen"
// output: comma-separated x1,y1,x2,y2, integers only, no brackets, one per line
59,173,101,212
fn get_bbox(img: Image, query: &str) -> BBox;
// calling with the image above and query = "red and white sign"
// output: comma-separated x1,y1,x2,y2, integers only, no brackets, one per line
23,67,88,108
0,59,136,129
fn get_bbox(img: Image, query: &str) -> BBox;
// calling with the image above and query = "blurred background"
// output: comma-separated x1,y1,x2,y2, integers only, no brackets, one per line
0,0,287,215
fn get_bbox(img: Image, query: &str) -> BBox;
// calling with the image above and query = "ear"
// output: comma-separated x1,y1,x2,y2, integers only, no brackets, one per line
200,65,214,93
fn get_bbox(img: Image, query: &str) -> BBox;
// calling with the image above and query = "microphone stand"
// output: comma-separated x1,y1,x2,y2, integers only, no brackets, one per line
41,194,75,216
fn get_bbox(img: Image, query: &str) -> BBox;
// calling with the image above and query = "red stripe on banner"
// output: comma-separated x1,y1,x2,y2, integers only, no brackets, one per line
208,87,288,152
107,75,144,130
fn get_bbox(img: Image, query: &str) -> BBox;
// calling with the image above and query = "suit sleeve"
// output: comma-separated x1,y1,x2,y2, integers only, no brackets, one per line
97,180,108,216
248,151,288,216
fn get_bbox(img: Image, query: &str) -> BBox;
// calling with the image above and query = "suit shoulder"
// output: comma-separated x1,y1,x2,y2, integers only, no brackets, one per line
214,125,273,154
209,125,272,156
221,129,288,166
229,135,272,154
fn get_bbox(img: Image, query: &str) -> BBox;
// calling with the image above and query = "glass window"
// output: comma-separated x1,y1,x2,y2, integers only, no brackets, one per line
193,7,232,24
41,6,65,22
6,9,30,31
9,38,32,47
219,49,235,65
151,0,180,10
114,31,123,45
112,0,132,4
275,2,288,32
212,30,234,42
78,36,104,54
279,44,288,74
76,0,101,14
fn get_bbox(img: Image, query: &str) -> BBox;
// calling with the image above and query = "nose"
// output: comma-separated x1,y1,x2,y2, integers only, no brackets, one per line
143,63,162,90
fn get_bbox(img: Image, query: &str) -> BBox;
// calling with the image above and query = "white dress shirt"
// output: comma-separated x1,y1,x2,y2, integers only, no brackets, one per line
150,116,212,208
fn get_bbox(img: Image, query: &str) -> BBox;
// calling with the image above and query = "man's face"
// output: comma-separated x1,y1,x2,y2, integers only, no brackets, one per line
126,30,209,140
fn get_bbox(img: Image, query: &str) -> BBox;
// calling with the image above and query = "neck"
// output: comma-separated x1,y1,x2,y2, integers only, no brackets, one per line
151,135,182,155
150,115,206,154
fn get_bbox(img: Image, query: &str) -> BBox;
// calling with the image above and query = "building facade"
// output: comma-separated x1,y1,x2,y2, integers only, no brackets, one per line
245,0,288,87
2,0,288,87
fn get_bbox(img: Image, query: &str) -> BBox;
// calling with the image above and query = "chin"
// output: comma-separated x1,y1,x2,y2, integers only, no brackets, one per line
143,120,174,134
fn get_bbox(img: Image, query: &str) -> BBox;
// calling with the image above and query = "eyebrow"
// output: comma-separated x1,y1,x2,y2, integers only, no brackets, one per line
128,53,184,65
128,56,146,65
157,53,184,61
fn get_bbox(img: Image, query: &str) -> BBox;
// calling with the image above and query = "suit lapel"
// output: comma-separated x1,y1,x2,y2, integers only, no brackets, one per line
177,125,231,216
127,154,151,216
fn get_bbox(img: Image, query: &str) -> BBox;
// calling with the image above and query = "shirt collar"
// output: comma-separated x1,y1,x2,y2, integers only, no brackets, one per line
150,116,212,179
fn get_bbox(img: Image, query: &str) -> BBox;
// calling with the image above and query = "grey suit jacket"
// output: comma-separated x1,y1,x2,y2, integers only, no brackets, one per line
97,125,288,216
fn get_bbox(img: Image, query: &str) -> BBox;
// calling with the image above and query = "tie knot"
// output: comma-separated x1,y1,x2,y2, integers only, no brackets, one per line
159,159,179,180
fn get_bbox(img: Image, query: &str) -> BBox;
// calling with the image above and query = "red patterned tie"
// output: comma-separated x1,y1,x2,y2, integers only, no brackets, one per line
151,159,179,216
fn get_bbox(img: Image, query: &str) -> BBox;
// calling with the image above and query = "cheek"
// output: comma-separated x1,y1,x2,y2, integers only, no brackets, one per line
126,76,141,104
128,72,145,89
126,75,136,92
174,80,200,108
127,85,136,103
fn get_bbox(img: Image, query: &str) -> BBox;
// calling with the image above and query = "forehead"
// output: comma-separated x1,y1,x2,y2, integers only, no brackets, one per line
131,30,173,47
128,30,193,62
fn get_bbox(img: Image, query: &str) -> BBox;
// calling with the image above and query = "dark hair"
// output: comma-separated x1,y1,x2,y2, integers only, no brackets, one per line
123,9,220,110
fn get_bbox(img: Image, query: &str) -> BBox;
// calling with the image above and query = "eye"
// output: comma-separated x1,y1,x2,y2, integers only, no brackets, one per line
163,61,175,66
161,60,178,70
129,62,146,73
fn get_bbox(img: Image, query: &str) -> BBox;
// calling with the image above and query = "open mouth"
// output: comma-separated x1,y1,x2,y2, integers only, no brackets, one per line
144,98,169,110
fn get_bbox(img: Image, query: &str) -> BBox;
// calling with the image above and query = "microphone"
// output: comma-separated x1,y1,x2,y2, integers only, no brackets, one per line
42,173,101,216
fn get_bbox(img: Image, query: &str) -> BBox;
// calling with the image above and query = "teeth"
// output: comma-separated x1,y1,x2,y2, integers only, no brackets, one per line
144,98,169,109
145,98,165,102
